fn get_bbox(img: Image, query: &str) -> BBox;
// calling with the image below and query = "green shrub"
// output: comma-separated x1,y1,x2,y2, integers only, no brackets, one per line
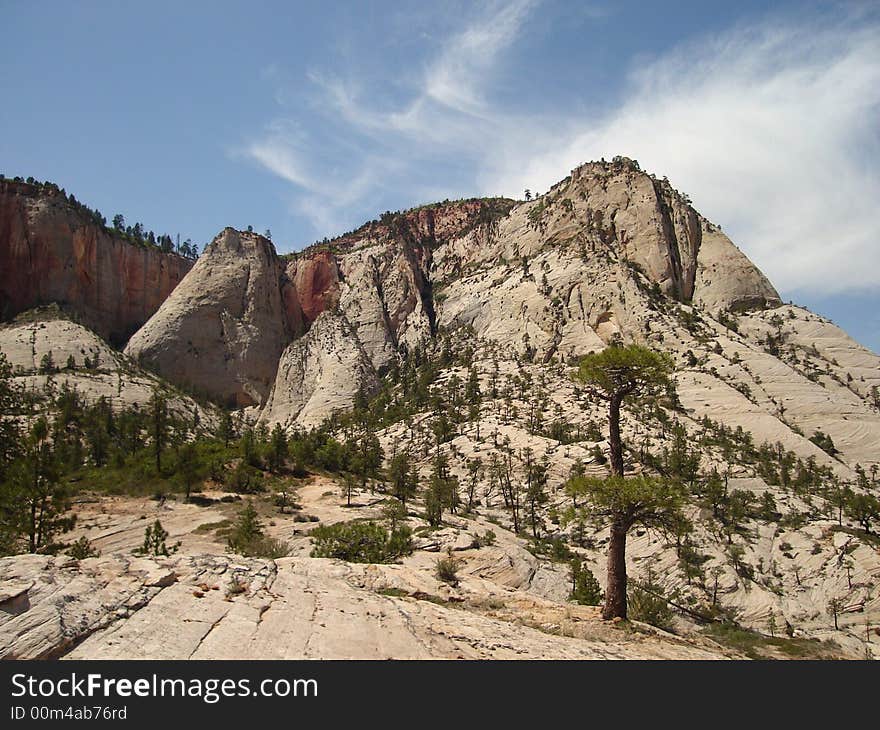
245,535,290,559
435,548,462,586
67,536,100,560
628,569,675,631
529,535,572,562
808,430,837,456
134,520,180,557
225,462,263,494
471,529,496,548
226,502,289,558
310,520,413,563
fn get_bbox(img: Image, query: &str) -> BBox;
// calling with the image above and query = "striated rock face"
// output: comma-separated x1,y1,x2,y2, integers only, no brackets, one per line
125,228,293,407
326,199,510,371
260,311,378,429
430,159,779,365
250,200,512,424
0,552,731,660
0,180,192,346
568,160,703,301
122,161,784,427
692,223,782,312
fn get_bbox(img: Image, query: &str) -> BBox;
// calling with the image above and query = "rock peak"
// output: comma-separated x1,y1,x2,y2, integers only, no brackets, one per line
206,227,277,258
125,226,293,407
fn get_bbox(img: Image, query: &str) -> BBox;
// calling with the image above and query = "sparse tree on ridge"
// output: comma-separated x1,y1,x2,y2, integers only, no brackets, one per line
176,442,200,501
574,344,673,477
570,344,680,620
389,449,417,508
268,424,288,473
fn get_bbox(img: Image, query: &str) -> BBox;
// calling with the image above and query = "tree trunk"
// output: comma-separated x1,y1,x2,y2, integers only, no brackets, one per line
608,395,624,477
603,517,628,620
29,501,37,553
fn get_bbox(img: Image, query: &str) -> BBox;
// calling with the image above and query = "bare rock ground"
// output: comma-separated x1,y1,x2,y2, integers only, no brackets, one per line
0,553,732,661
1,482,737,660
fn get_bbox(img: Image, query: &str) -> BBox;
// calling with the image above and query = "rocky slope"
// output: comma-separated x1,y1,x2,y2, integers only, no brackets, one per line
258,310,379,428
0,552,734,660
0,485,741,660
0,311,217,426
0,180,192,346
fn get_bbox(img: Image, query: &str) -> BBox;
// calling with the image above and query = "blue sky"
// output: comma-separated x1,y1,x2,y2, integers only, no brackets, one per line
2,1,879,351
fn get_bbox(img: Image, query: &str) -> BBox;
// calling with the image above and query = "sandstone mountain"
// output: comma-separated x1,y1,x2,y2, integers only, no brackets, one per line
0,179,192,345
124,158,835,434
115,156,880,480
1,158,879,660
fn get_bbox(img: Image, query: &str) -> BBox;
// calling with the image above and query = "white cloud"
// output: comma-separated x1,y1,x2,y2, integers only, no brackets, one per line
242,0,541,235
244,4,880,297
423,0,537,115
487,17,880,296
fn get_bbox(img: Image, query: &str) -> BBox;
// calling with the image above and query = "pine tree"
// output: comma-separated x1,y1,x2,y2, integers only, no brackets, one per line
135,519,180,557
566,474,687,620
571,345,676,620
227,502,264,554
39,351,56,375
522,447,548,538
570,556,603,605
350,428,383,492
240,428,259,467
465,457,483,511
217,411,235,448
827,597,844,630
176,442,200,501
846,491,880,534
389,449,417,507
7,417,75,553
148,387,168,473
267,424,288,473
465,366,481,404
0,352,20,482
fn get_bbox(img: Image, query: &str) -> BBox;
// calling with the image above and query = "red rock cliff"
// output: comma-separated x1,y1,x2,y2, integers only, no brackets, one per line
283,198,514,333
284,251,341,332
0,180,193,345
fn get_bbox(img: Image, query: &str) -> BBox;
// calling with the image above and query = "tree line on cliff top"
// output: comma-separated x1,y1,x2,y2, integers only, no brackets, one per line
1,173,199,259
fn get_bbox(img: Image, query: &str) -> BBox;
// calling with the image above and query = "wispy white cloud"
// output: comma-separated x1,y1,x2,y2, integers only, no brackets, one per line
488,16,880,296
245,118,398,235
422,0,537,115
242,0,541,235
244,3,880,298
